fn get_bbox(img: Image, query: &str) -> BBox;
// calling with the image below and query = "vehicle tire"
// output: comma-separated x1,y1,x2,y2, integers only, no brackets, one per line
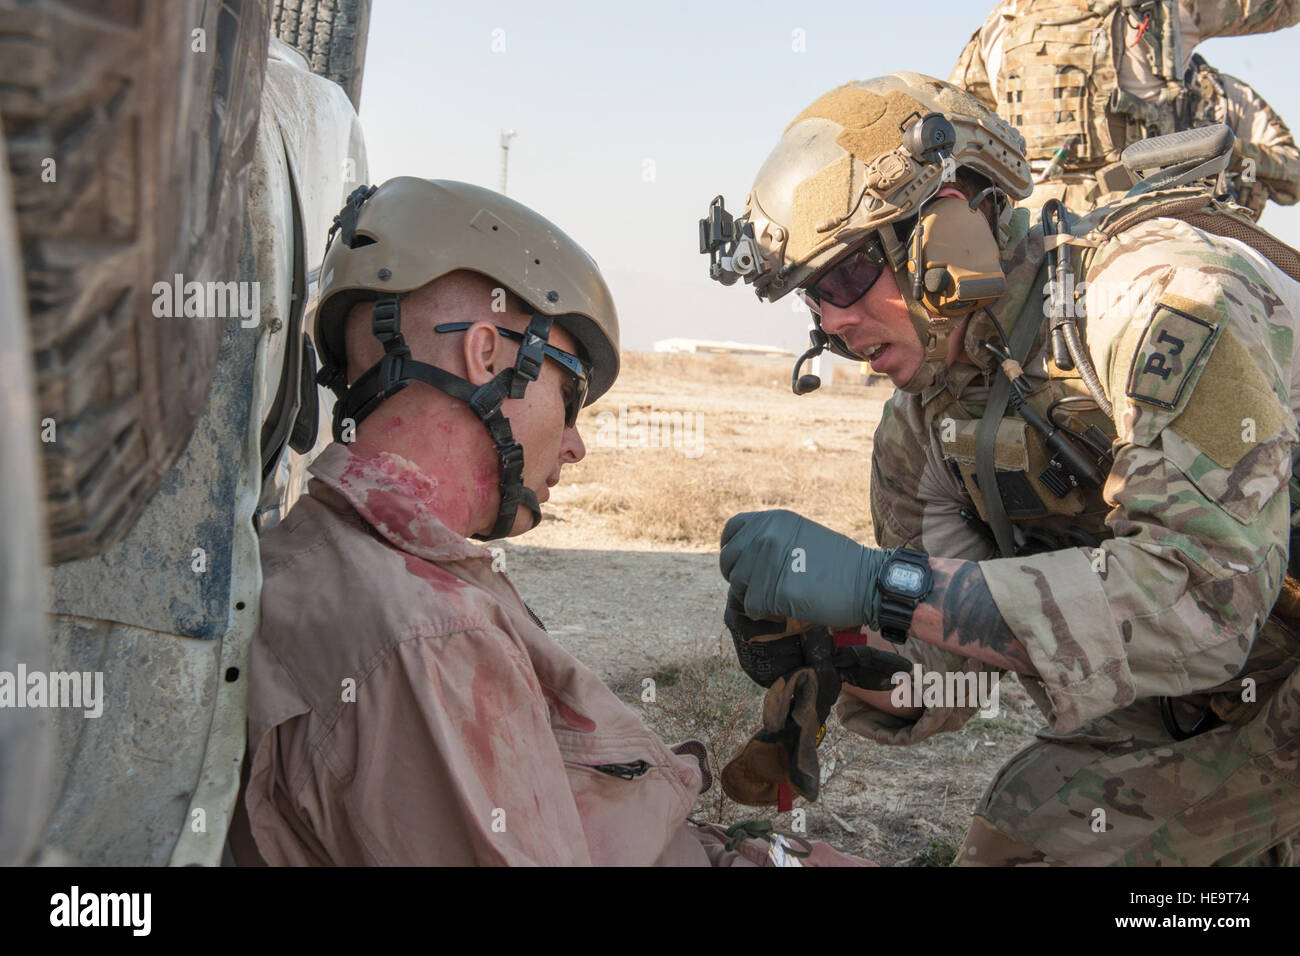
271,0,372,110
0,0,267,563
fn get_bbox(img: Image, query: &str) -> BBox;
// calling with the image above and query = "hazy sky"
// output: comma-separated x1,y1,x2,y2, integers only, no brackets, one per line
358,1,1300,353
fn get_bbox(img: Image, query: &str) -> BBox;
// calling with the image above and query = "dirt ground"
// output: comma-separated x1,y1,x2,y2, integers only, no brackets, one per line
502,351,1043,865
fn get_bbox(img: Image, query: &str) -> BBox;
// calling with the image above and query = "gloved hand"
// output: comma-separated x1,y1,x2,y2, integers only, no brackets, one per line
832,644,914,692
723,584,806,687
724,583,912,691
720,510,892,630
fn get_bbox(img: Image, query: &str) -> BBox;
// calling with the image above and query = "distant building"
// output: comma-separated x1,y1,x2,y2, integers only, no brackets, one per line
652,338,792,357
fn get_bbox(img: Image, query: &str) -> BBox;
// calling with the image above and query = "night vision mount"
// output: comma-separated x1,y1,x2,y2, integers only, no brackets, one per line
700,194,853,396
700,195,766,287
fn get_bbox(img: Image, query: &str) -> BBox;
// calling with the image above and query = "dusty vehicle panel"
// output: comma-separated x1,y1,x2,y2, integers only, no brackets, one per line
3,10,367,864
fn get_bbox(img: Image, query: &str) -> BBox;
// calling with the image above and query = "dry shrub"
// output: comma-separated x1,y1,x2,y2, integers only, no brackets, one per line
617,643,883,843
569,449,872,546
564,349,881,545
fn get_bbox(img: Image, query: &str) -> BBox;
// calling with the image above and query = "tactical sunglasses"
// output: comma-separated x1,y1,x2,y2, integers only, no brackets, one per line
800,234,889,312
434,322,590,427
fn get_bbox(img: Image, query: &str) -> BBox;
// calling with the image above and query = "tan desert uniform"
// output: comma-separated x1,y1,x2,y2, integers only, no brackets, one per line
235,443,860,866
950,0,1300,210
241,444,703,865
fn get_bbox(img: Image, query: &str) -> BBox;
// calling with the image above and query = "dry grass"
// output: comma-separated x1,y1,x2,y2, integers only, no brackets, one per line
564,451,874,547
611,637,768,827
615,350,794,390
612,640,969,861
612,639,841,840
563,351,880,548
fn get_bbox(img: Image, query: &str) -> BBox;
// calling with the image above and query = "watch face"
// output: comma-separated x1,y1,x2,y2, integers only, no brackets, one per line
884,561,926,597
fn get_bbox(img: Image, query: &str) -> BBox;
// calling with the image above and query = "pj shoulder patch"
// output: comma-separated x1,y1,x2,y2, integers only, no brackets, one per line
1125,303,1218,409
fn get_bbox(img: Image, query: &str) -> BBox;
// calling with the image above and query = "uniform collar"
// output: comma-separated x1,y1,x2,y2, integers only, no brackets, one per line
307,443,492,564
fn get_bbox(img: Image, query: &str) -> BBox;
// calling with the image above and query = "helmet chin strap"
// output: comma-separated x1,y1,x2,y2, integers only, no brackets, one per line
317,294,550,540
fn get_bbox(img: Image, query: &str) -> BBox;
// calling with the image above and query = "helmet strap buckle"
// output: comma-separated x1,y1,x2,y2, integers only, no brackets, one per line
376,349,410,398
508,314,554,398
371,294,412,398
371,295,403,344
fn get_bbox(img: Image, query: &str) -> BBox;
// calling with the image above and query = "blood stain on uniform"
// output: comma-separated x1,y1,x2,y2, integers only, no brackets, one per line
404,553,463,589
462,664,513,780
542,686,596,732
362,487,434,547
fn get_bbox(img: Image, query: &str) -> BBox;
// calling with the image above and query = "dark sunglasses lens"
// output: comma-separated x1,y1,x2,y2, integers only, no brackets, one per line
564,377,588,427
809,251,884,308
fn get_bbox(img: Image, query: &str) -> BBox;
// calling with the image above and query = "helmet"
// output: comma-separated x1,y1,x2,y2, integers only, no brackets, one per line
317,177,620,401
315,178,620,539
702,73,1033,393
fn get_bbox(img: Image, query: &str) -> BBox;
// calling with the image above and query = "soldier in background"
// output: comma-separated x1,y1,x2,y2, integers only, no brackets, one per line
951,0,1300,216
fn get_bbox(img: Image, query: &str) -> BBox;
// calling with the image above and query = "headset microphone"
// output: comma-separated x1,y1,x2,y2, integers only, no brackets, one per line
791,325,830,394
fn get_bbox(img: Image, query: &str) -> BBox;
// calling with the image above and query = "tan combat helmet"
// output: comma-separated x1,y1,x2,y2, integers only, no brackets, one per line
315,178,620,539
701,72,1033,394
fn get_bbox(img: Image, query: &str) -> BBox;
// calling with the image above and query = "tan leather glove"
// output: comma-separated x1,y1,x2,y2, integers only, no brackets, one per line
721,663,828,806
722,622,911,807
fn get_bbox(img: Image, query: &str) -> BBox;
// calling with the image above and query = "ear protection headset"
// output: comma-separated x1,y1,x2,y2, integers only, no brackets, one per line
905,193,1008,317
895,111,1009,318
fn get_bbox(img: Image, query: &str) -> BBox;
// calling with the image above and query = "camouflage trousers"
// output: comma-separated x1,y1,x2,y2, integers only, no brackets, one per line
953,620,1300,866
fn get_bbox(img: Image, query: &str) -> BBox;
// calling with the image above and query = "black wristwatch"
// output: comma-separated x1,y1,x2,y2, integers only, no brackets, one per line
877,547,934,645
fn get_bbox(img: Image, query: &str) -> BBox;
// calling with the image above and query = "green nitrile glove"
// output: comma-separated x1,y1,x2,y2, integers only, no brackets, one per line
719,510,892,630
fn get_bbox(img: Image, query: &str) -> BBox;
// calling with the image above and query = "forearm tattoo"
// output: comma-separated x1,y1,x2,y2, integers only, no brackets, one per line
936,561,1035,673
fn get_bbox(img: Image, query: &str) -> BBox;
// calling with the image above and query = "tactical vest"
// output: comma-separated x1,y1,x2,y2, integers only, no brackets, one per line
925,186,1300,725
924,346,1117,556
930,186,1300,549
998,0,1183,166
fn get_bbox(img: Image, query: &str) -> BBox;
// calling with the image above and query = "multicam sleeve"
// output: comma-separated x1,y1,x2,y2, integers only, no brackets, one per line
1182,0,1300,38
1221,71,1300,209
838,393,1003,746
950,27,996,110
978,223,1297,732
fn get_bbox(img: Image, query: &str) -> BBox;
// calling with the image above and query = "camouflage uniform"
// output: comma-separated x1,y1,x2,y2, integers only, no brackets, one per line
1185,54,1300,218
950,0,1300,213
839,195,1300,864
